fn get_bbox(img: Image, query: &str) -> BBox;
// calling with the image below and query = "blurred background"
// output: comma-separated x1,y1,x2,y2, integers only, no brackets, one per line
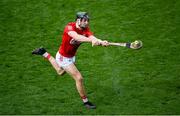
0,0,179,114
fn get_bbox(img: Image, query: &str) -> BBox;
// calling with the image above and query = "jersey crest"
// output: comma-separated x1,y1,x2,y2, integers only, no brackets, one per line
70,39,81,45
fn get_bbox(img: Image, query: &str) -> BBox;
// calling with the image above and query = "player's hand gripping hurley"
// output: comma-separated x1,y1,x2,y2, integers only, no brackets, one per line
109,40,143,50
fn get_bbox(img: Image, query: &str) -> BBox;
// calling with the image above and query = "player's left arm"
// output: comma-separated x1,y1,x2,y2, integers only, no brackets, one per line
88,35,109,47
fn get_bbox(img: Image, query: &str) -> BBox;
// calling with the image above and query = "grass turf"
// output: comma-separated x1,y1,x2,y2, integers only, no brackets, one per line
0,0,180,114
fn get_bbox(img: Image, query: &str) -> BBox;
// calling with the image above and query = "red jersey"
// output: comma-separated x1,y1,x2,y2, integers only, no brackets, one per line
59,22,93,57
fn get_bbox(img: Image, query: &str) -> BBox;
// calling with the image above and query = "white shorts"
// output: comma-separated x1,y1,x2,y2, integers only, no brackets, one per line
55,52,75,68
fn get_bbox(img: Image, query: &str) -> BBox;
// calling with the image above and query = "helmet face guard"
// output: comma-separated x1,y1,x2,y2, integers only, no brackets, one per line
76,12,89,21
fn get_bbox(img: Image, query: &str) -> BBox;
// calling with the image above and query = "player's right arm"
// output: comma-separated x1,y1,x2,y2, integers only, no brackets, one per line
68,31,101,46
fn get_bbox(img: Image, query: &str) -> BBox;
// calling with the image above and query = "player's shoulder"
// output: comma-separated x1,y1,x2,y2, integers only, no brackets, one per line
65,22,75,30
67,22,76,27
64,22,76,32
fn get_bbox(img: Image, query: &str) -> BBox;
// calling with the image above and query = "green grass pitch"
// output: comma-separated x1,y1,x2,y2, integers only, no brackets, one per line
0,0,180,114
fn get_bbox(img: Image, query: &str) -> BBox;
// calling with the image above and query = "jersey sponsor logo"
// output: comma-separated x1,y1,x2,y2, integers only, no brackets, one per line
70,39,81,45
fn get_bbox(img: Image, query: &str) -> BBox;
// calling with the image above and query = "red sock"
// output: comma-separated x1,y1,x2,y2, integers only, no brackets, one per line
47,54,51,60
43,52,51,60
81,95,88,103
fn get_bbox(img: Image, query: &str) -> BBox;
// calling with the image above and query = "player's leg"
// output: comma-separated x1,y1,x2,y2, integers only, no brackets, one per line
63,63,96,109
64,63,86,97
32,47,65,76
48,56,65,75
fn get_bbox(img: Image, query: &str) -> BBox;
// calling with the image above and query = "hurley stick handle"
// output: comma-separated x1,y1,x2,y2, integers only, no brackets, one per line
109,42,127,47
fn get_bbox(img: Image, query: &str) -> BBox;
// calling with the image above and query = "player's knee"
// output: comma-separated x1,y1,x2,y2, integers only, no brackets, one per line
57,71,65,76
57,68,65,76
74,73,83,82
76,76,83,82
